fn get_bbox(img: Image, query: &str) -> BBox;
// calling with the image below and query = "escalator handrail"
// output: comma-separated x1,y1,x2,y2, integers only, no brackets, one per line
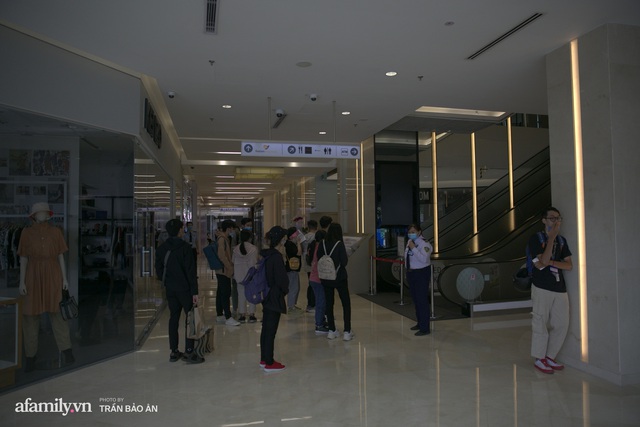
434,180,549,255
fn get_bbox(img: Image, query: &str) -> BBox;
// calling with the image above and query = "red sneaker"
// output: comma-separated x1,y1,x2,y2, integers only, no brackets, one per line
534,358,554,374
263,361,286,372
259,361,266,368
545,357,564,370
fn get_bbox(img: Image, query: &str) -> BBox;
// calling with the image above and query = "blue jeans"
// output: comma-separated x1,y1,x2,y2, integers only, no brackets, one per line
309,280,326,326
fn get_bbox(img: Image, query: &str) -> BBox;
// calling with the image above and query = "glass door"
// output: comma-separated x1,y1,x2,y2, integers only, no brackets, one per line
133,146,173,347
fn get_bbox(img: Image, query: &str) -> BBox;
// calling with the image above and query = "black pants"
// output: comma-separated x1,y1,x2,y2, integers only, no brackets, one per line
215,274,232,318
260,307,281,365
408,267,431,333
323,280,351,333
167,288,194,352
306,272,315,308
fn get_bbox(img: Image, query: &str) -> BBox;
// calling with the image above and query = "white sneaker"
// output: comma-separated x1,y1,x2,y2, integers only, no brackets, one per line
216,316,226,324
225,317,241,326
343,331,354,341
327,330,339,340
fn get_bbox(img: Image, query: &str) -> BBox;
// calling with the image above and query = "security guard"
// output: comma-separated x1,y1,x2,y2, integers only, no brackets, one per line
404,223,433,336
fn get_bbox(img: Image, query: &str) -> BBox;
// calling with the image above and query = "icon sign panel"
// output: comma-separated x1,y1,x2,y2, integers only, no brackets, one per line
241,142,360,159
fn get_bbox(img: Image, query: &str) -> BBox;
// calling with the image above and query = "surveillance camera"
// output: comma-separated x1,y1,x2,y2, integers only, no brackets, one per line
275,108,285,118
310,93,318,102
167,91,176,99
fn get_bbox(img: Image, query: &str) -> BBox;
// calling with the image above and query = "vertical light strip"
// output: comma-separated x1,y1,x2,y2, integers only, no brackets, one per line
360,142,365,232
431,131,439,252
471,133,478,234
571,38,589,362
507,116,515,209
301,178,305,221
355,159,360,233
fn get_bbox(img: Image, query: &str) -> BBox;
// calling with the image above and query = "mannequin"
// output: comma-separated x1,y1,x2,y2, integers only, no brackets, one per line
18,202,74,372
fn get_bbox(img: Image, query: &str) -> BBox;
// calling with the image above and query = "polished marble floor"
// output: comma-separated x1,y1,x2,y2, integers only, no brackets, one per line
1,269,640,427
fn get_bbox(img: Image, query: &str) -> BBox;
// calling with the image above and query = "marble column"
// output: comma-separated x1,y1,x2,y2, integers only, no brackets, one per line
546,23,640,385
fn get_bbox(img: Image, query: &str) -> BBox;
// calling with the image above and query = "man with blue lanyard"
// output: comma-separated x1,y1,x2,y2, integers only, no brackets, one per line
529,207,573,374
404,223,433,336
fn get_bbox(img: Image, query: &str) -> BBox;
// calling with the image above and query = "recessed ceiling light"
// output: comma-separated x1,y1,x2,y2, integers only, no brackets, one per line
222,105,232,109
341,111,351,115
296,61,312,68
211,151,241,155
319,131,327,135
444,21,455,26
385,71,398,77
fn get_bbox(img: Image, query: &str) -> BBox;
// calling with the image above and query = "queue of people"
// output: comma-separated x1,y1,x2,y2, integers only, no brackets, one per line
159,216,438,373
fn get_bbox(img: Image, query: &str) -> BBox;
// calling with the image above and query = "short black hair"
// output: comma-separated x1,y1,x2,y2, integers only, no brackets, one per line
319,216,333,229
307,219,318,230
326,222,343,243
220,219,236,231
287,227,298,238
166,219,183,237
543,207,560,219
268,226,287,248
241,217,252,226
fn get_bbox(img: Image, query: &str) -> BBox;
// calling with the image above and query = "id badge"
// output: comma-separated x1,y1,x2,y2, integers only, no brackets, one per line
550,266,560,282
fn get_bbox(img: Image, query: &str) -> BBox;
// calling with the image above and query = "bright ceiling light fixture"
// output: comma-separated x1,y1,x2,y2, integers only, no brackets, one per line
211,151,241,155
222,105,232,109
341,111,351,115
235,167,284,179
319,131,327,135
385,71,398,77
415,106,507,119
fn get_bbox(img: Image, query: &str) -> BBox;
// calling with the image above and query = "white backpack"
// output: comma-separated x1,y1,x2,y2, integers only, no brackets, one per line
318,241,340,280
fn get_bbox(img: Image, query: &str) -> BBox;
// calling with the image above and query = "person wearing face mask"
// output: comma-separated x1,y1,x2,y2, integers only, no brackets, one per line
259,226,290,372
18,202,74,371
404,223,433,336
529,207,572,374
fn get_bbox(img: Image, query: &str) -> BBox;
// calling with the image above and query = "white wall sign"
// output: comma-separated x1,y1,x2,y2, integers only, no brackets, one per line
241,141,360,159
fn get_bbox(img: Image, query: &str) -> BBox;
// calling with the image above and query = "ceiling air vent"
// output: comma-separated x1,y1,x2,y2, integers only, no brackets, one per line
466,13,543,60
205,0,219,34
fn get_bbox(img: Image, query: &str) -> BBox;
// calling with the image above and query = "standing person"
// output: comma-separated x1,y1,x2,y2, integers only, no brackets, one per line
404,224,433,336
232,230,259,323
319,215,332,232
317,222,353,341
285,227,303,314
303,219,318,312
182,221,198,270
156,219,203,364
18,202,74,372
259,226,290,372
241,217,253,232
530,207,573,374
309,229,328,334
215,220,240,326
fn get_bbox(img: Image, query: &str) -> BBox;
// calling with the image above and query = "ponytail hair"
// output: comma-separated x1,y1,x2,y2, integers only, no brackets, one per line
239,229,252,255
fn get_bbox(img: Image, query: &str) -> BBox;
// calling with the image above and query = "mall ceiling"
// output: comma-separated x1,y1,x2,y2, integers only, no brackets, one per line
1,1,639,207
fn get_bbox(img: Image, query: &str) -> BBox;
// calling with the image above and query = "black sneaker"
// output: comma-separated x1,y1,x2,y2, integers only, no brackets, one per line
248,315,258,323
169,350,184,362
238,315,247,323
184,352,205,364
315,325,330,335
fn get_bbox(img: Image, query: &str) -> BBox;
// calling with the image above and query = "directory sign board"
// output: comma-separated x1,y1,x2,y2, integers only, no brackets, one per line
241,141,360,159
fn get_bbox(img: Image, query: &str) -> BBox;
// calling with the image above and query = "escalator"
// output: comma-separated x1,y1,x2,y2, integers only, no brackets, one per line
376,147,551,313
